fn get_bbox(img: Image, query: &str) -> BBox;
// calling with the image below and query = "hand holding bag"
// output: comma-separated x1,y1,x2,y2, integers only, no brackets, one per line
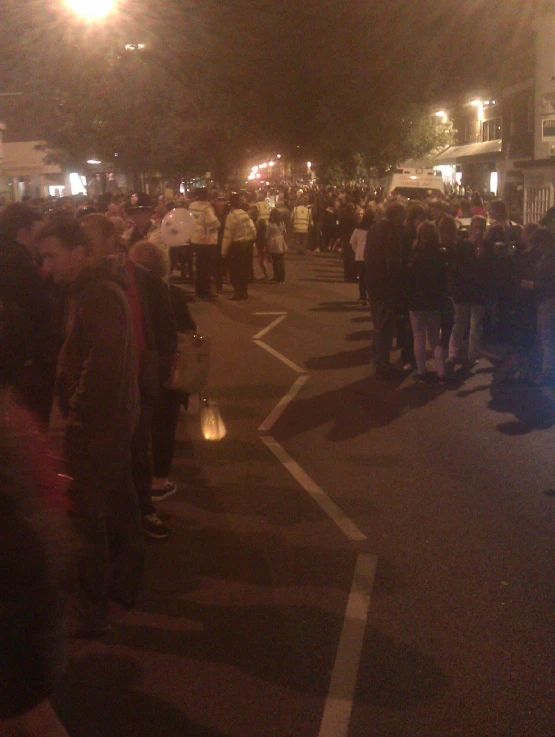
167,331,211,394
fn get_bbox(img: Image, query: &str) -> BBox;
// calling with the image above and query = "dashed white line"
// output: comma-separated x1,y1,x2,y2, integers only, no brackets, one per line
253,339,306,373
258,375,310,432
260,435,367,542
318,553,377,737
252,315,287,340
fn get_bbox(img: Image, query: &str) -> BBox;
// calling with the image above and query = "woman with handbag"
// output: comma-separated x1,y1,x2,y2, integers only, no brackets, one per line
129,240,197,502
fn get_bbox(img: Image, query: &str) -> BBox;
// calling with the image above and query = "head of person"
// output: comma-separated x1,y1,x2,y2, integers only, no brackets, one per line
469,215,487,244
428,199,444,221
194,187,209,202
437,215,458,248
269,208,282,225
129,240,168,280
36,217,90,284
406,204,427,233
0,203,43,253
471,192,484,208
385,201,406,227
416,220,439,250
488,198,508,223
359,210,375,231
213,196,229,217
125,192,154,232
539,206,555,235
229,192,243,210
79,213,120,259
530,226,555,255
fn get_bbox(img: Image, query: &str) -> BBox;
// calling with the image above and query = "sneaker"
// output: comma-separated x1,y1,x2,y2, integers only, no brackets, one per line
142,513,170,540
151,482,177,502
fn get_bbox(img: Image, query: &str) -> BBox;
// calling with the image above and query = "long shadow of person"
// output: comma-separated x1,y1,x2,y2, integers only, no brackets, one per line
52,652,227,737
488,382,555,435
275,375,445,442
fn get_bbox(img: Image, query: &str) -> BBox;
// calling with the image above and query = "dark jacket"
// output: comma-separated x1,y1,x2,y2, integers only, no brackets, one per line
448,240,495,305
407,245,447,312
534,249,555,303
130,260,178,389
0,400,70,719
0,239,55,411
56,257,139,436
365,218,405,301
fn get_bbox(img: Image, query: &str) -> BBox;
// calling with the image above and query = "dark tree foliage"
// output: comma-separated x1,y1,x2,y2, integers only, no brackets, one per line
0,0,551,181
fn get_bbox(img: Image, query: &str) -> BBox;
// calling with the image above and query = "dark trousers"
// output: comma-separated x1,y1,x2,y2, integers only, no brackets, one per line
151,386,183,478
170,245,193,281
228,241,254,297
194,245,217,296
271,253,285,283
132,395,155,516
342,240,357,281
355,261,367,301
370,297,398,368
65,430,144,618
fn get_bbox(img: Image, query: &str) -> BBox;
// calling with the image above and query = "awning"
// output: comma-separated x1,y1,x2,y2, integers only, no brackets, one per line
435,139,503,165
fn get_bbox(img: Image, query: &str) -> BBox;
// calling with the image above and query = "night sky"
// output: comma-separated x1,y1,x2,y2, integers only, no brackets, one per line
0,0,553,155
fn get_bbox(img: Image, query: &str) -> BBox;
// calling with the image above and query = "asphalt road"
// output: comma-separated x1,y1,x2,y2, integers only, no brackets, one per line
54,251,555,737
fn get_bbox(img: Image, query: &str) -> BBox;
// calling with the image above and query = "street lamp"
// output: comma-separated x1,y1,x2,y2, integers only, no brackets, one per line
64,0,117,21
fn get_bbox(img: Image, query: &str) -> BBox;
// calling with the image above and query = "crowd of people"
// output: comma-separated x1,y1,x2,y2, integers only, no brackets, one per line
1,180,554,734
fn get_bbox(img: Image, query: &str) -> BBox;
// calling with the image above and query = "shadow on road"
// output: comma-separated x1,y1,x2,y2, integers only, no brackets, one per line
274,376,444,441
488,383,555,435
356,628,449,708
53,653,226,737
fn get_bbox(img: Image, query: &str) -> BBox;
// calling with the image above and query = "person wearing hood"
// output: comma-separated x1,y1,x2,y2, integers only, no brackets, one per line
37,217,144,639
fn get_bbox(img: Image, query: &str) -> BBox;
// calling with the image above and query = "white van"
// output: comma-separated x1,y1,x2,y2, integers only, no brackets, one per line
383,168,446,200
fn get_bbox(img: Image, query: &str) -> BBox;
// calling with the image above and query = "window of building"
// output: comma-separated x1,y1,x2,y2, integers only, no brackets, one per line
482,117,502,141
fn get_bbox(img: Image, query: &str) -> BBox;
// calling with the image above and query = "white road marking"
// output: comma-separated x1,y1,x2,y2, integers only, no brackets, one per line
260,435,367,541
258,375,310,432
318,553,377,737
252,314,287,340
253,339,306,373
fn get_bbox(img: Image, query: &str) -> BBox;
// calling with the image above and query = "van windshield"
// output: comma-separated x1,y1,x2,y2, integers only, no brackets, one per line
391,187,444,201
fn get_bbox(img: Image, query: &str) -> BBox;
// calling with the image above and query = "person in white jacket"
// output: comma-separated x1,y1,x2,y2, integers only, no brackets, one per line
266,208,288,283
189,188,220,298
350,210,375,305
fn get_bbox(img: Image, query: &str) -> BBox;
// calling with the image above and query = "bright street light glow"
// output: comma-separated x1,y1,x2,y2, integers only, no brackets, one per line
470,99,482,107
65,0,116,21
276,154,281,158
87,159,101,164
307,161,312,168
269,161,274,167
434,110,445,117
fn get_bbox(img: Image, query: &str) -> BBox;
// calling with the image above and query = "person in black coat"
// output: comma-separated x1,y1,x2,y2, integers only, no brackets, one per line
407,221,447,382
447,215,494,366
365,201,407,375
0,204,56,427
129,240,197,502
